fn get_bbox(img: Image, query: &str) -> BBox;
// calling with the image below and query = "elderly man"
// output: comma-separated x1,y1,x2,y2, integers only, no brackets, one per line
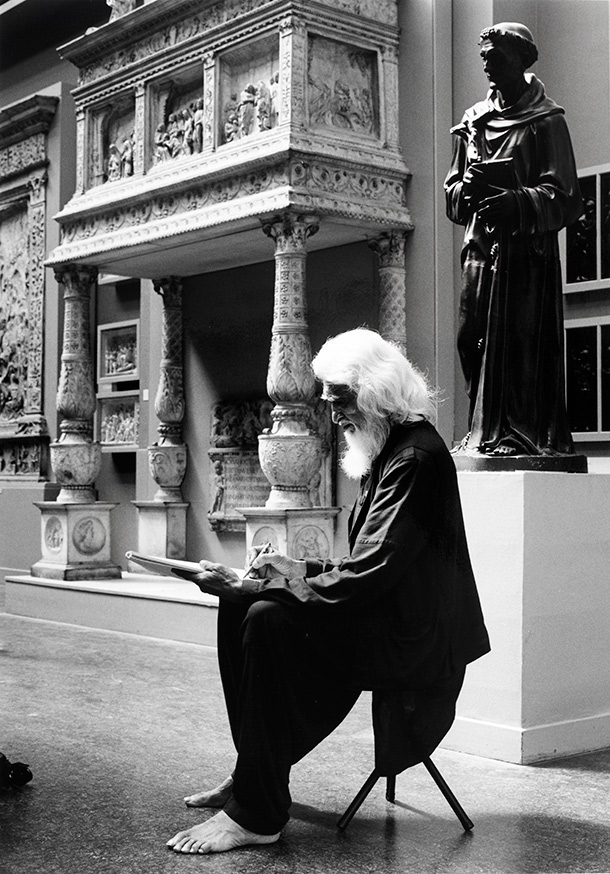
167,328,490,855
445,23,582,458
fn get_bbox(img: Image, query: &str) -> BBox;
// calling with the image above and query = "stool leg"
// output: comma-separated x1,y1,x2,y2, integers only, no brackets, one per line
422,756,474,831
337,769,380,830
385,774,396,803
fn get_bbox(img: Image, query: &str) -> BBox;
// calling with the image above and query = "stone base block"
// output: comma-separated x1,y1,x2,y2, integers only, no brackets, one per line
31,501,121,580
442,470,610,763
130,501,188,570
238,506,341,561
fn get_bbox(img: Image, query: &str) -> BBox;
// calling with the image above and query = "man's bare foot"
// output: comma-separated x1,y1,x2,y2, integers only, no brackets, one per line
167,810,280,854
184,775,233,808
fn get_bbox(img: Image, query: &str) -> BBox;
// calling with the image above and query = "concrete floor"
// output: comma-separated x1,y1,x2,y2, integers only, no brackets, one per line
1,613,609,874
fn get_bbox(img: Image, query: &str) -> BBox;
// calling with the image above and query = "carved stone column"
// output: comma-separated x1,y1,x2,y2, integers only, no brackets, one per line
51,265,101,503
32,264,120,580
258,213,321,509
370,231,408,354
149,277,187,502
132,277,188,564
240,213,340,562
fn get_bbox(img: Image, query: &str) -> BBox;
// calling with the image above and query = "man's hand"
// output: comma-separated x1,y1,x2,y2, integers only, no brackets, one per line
245,546,306,580
194,561,244,602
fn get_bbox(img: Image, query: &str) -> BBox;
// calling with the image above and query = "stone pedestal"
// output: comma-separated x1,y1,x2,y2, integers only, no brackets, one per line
443,471,610,764
31,501,121,580
239,507,341,562
130,500,188,567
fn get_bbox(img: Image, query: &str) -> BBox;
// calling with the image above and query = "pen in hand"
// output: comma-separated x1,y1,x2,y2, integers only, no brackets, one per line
243,542,273,578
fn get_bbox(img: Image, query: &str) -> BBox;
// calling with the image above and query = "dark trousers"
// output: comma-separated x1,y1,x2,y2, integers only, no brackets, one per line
217,599,361,834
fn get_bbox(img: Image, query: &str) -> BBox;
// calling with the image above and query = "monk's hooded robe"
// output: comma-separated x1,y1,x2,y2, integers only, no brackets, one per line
444,73,583,455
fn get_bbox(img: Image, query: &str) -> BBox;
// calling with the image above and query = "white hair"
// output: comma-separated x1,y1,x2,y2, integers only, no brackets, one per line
311,328,436,424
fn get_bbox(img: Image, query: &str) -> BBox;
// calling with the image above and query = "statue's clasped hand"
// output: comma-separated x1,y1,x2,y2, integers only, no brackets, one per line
478,188,519,223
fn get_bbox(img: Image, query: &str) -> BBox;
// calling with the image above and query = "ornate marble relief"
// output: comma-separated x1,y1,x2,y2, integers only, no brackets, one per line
78,0,397,89
151,77,205,166
218,35,279,145
0,95,58,478
91,97,136,186
207,399,273,531
308,34,378,137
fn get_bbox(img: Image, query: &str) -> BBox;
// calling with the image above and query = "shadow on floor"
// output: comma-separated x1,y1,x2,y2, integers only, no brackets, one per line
1,614,609,874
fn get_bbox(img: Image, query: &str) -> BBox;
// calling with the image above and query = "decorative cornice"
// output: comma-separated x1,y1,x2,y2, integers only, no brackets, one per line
0,95,59,151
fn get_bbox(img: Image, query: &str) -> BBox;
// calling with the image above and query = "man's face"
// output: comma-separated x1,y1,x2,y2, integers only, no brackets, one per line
480,39,524,91
321,383,367,433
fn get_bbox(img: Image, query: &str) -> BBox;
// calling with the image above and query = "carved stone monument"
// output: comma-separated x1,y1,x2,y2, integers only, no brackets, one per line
45,0,412,564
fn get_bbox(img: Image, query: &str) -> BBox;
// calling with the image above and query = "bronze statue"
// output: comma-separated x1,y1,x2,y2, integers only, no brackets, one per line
445,23,583,461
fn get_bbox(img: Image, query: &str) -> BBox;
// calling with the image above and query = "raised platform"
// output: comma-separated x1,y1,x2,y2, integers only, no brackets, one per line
4,572,219,647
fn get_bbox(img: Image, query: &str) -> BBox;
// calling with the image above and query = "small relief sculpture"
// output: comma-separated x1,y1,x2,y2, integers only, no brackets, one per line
210,459,225,514
255,80,271,131
106,144,122,181
44,517,63,552
269,71,279,127
192,98,204,153
223,94,239,143
210,400,273,449
152,98,206,166
220,71,280,145
100,403,137,445
72,517,106,556
238,84,257,137
105,132,134,182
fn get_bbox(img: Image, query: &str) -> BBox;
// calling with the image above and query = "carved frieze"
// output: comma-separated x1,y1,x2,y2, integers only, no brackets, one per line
0,95,56,477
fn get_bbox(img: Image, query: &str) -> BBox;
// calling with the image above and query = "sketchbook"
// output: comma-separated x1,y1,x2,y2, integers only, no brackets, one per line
125,551,203,579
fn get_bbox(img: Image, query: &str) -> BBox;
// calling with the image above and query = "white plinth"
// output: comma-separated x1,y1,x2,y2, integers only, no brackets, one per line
442,471,610,764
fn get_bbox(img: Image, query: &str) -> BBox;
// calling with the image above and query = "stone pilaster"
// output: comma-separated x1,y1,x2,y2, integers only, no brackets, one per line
258,212,321,509
202,52,215,152
370,231,408,354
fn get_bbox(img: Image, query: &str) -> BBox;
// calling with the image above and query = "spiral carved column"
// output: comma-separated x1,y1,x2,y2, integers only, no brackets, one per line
258,213,321,509
370,231,408,354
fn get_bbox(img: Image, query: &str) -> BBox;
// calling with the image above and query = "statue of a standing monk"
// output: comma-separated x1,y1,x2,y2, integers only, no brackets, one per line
445,23,583,462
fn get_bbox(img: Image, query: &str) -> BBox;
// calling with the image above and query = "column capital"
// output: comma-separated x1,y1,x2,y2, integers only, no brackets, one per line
369,230,407,268
261,213,319,254
153,275,183,307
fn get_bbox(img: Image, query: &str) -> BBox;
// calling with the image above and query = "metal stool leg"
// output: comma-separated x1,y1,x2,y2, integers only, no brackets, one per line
385,774,396,803
422,756,474,831
337,769,380,830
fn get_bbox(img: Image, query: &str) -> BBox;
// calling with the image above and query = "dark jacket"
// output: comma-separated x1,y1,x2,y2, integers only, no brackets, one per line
243,420,490,690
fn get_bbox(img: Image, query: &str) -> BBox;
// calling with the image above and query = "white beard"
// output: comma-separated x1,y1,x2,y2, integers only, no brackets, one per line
340,419,389,480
